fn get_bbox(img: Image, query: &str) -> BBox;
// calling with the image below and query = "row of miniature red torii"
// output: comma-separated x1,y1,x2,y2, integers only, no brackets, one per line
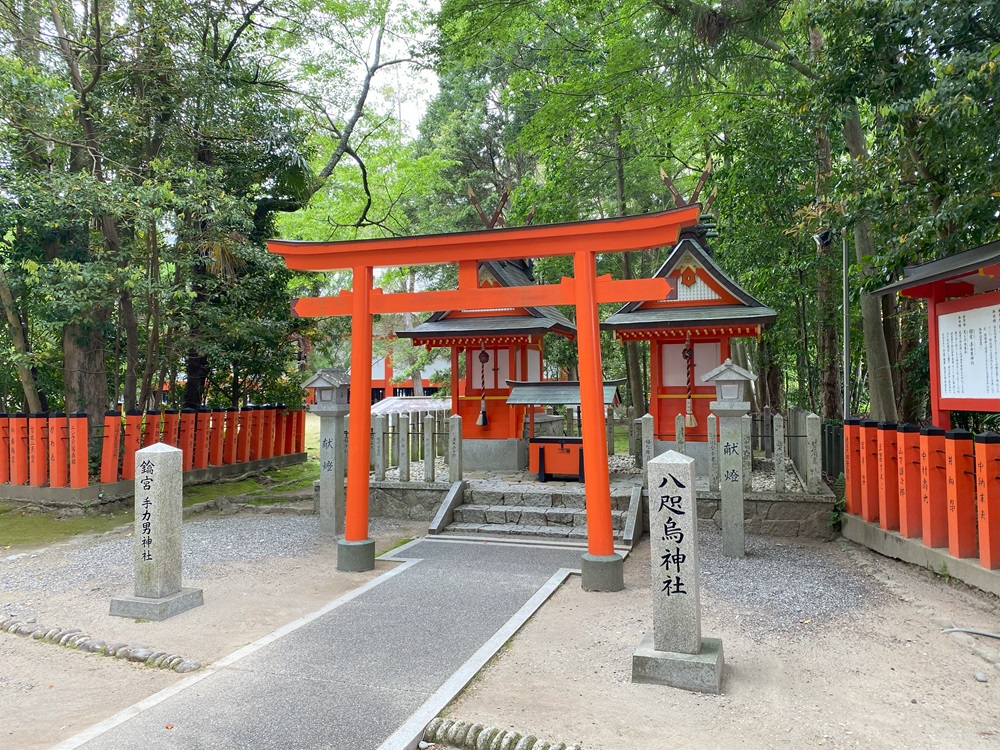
844,419,1000,570
0,407,307,488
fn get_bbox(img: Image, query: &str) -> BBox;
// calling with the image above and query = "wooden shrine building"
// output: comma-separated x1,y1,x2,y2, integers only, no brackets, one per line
395,260,575,469
602,225,776,449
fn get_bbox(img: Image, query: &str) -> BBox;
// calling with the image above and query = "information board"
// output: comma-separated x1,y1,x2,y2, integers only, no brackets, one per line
938,299,1000,401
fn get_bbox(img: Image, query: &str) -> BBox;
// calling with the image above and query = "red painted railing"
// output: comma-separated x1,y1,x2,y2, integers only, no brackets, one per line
845,422,1000,571
0,406,307,488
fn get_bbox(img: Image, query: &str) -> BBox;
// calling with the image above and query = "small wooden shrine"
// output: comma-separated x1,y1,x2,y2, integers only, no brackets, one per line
602,225,776,441
396,260,576,445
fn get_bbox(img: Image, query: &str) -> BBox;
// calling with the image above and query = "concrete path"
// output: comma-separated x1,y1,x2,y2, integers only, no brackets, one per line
55,538,587,750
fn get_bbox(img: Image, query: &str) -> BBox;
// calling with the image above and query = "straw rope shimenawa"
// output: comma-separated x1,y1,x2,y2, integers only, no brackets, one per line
422,718,582,750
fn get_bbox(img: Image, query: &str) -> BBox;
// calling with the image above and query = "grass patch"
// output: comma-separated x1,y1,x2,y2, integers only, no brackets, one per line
0,507,132,548
182,460,319,506
376,537,413,556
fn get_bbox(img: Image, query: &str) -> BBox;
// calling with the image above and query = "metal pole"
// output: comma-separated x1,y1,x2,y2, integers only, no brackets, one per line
842,228,850,420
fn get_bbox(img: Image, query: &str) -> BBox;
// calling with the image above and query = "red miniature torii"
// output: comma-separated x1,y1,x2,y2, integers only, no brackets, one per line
268,205,701,587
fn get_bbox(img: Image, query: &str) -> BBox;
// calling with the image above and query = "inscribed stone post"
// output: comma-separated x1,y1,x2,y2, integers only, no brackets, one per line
806,413,823,493
718,407,746,558
708,414,719,492
627,406,636,454
389,413,400,467
424,413,436,482
641,413,654,486
742,414,752,481
773,414,786,492
632,450,723,694
411,412,420,462
675,414,686,455
647,451,701,654
318,413,346,535
373,415,387,481
436,411,446,457
564,408,573,437
607,405,615,456
448,415,463,482
763,406,773,458
399,413,410,482
110,443,203,621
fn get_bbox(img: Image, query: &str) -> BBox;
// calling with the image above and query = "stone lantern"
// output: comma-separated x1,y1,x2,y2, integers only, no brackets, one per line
701,358,756,558
302,369,350,535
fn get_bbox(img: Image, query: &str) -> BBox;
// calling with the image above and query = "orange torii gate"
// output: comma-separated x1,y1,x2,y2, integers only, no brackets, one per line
267,205,701,589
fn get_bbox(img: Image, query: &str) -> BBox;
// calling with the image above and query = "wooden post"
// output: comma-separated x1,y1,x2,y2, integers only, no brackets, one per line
121,410,144,481
945,429,977,559
209,409,225,466
343,264,375,560
573,250,617,566
844,418,861,515
178,408,196,471
0,413,9,484
9,413,29,485
161,409,179,447
919,426,948,548
248,406,262,461
223,408,239,464
858,419,879,523
260,407,275,459
29,413,48,487
68,412,88,489
274,407,286,457
974,432,1000,570
143,410,162,447
896,423,922,539
100,411,121,484
296,408,306,453
194,408,211,469
877,421,899,531
236,407,251,463
48,413,68,488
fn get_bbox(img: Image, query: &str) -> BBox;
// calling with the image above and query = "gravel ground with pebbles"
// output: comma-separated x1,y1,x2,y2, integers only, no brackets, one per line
3,505,1000,750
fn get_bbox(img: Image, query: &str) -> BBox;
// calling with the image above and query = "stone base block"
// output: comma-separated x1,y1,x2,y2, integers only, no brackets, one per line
631,633,724,694
337,538,376,572
581,552,624,592
110,587,204,622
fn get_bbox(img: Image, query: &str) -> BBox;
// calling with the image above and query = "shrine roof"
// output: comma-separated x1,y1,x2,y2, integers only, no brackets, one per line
872,239,1000,298
601,304,776,331
397,258,575,340
397,314,570,339
602,231,775,331
505,379,624,406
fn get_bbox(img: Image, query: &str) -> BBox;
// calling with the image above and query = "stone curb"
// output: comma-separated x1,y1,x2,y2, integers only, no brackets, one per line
0,616,200,673
422,718,582,750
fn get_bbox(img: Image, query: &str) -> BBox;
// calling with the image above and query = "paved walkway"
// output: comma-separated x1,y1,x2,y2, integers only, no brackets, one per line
55,538,587,750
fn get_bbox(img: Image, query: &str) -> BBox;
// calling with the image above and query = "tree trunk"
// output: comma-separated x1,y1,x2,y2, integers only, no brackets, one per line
63,319,110,459
119,290,141,411
843,105,898,421
183,350,209,408
0,263,43,413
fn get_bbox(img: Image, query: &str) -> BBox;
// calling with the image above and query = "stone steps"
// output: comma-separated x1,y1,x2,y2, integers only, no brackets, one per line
463,489,631,512
442,485,633,542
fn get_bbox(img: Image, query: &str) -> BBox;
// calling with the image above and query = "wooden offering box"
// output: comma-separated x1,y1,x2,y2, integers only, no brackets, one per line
529,436,584,482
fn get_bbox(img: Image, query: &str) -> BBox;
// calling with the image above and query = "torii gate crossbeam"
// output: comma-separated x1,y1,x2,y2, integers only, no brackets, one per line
267,205,701,590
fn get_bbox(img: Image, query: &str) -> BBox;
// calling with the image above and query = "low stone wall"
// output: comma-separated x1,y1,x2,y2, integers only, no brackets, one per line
313,479,453,522
2,453,308,513
692,491,837,541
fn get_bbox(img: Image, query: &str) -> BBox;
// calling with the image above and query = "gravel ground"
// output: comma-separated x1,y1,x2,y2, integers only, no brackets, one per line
0,515,409,621
697,528,879,640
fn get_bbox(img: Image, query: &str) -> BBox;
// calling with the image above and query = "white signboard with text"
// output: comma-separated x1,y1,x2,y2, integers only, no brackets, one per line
938,300,1000,402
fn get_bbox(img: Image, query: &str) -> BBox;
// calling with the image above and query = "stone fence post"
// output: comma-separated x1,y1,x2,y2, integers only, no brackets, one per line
398,413,410,482
373,415,387,481
708,414,719,492
424,413,436,483
641,413,654,487
806,412,822,493
675,413,686,456
448,415,463,483
774,413,786,492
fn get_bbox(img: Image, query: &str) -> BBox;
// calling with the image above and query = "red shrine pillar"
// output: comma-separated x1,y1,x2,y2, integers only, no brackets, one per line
340,264,376,572
574,250,622,591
